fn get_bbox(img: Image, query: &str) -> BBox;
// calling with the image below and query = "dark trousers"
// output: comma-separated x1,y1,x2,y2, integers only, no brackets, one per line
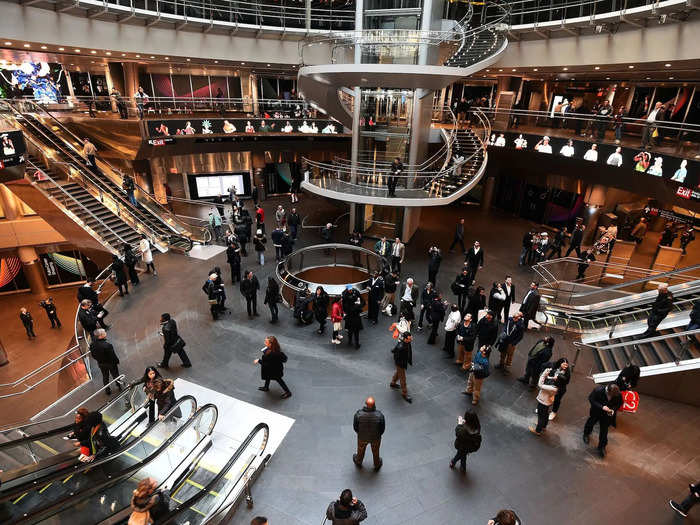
552,390,565,414
451,449,468,470
245,295,258,316
264,377,291,394
48,313,61,328
356,438,381,467
387,177,397,196
428,269,438,287
99,363,120,393
643,313,666,337
428,321,439,344
443,330,457,356
318,318,326,332
368,298,380,322
268,302,278,321
546,245,562,260
275,246,283,261
23,321,36,338
418,305,428,327
162,346,192,367
536,402,550,433
145,262,156,273
583,411,611,450
127,265,139,285
229,264,240,283
465,266,478,286
116,282,129,295
565,244,582,258
676,488,700,513
457,293,468,312
522,361,539,384
450,237,465,253
290,225,298,239
347,327,360,347
391,256,401,273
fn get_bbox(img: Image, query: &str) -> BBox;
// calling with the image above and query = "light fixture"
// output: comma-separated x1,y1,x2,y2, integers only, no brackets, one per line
628,65,634,69
214,60,218,63
498,68,503,72
91,50,96,54
150,55,155,58
23,43,30,48
669,76,674,79
606,77,611,80
267,63,271,66
186,58,191,61
511,68,516,72
594,66,600,70
4,41,12,45
241,62,245,65
136,54,141,57
562,67,568,71
165,57,169,60
106,51,111,55
41,45,47,50
665,63,671,67
646,77,651,80
75,49,81,52
122,53,126,56
533,68,538,71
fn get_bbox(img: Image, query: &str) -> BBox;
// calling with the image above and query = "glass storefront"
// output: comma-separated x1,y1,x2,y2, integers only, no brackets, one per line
0,256,30,293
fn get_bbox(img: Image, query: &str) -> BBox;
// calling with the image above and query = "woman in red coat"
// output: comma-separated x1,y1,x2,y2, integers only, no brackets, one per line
331,297,344,345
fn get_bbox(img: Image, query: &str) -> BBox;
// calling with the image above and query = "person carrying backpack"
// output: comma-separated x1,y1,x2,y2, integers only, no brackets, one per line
449,410,481,473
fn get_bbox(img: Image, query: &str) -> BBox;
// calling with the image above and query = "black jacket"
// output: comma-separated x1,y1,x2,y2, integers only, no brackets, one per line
226,245,241,268
521,289,541,317
650,291,674,319
253,234,267,252
421,286,436,307
429,299,446,323
454,424,481,453
19,311,33,326
90,339,119,366
264,280,280,305
161,318,179,349
313,291,330,321
588,385,623,419
271,228,285,246
392,339,412,369
615,364,640,390
259,350,287,380
453,273,470,295
369,276,384,301
344,294,365,330
456,320,477,347
428,252,442,273
476,316,498,346
78,307,98,332
464,247,484,269
287,212,301,227
240,276,260,298
326,499,368,525
77,284,98,304
110,259,127,285
526,339,553,368
466,290,486,318
353,406,385,442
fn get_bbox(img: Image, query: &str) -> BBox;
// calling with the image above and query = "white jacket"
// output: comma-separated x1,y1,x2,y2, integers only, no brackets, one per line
536,368,558,406
444,310,462,332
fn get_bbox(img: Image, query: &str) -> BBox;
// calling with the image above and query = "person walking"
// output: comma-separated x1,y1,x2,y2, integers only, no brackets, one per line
577,248,596,280
427,293,446,345
263,277,280,323
583,383,623,458
669,481,700,518
464,241,484,285
449,218,466,254
274,205,286,228
271,225,285,262
455,313,477,368
518,337,555,387
353,397,385,470
380,270,399,314
390,238,405,274
122,244,140,286
331,296,344,345
502,276,516,322
253,229,267,266
427,246,442,286
313,286,330,335
417,281,435,331
443,304,462,357
641,283,674,337
463,345,491,405
39,297,61,328
209,212,223,242
139,236,157,275
287,208,301,240
520,282,541,330
202,272,226,320
110,254,129,296
519,230,534,266
452,268,471,312
158,313,191,368
78,299,98,339
255,205,265,234
449,411,481,472
226,240,242,284
565,223,585,257
390,332,413,403
387,157,402,197
495,312,525,372
254,336,292,399
344,286,364,349
546,227,568,260
19,307,36,340
82,138,97,168
326,489,368,525
240,270,260,319
374,236,391,259
89,328,123,395
529,364,560,436
367,270,384,325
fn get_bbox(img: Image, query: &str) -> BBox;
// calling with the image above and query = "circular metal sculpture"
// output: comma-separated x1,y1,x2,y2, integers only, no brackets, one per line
275,243,387,307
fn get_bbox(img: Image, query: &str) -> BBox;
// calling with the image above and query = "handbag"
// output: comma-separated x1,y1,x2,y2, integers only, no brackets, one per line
620,390,639,413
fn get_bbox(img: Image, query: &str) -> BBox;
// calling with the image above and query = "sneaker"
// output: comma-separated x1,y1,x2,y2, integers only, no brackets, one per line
549,412,556,421
669,500,688,518
529,426,541,436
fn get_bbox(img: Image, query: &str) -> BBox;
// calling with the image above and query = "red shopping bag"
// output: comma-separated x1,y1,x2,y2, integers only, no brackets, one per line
620,390,639,413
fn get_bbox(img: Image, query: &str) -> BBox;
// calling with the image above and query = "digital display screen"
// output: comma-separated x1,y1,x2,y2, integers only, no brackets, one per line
194,174,246,197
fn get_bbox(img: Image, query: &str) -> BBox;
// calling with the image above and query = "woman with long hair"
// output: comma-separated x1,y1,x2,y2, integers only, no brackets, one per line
141,366,179,423
254,336,292,399
263,277,280,323
312,286,330,335
450,410,481,472
129,477,170,525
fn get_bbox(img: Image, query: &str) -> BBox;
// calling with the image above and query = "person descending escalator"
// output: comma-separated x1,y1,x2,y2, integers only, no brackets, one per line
66,407,119,463
128,477,170,525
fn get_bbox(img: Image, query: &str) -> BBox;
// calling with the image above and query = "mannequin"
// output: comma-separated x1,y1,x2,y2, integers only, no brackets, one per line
583,144,598,162
494,133,506,147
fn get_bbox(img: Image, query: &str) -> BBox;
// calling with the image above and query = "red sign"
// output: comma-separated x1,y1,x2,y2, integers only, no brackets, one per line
677,186,692,199
620,390,639,413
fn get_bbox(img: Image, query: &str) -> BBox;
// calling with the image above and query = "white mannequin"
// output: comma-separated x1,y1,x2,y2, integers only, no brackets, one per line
514,134,527,149
494,133,506,147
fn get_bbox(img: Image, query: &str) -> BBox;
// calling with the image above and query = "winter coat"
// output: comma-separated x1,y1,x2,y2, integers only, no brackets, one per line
161,319,180,350
456,320,477,349
264,280,280,305
429,299,446,323
471,351,490,379
526,339,553,369
271,228,285,246
369,276,385,301
78,307,98,333
240,276,260,298
536,369,558,406
454,424,482,453
77,284,99,304
489,285,506,312
90,339,119,366
326,499,368,525
313,291,330,321
353,406,385,442
259,350,287,380
331,302,344,323
466,290,486,318
476,316,498,347
452,273,470,296
253,234,267,252
392,339,413,369
145,378,177,415
111,259,127,285
226,245,241,269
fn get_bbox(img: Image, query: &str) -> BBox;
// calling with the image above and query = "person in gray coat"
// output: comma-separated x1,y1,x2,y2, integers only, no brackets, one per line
326,489,367,525
353,397,385,471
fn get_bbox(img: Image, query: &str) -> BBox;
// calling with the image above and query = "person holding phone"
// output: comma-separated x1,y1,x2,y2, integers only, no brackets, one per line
326,489,367,524
583,383,623,458
450,410,481,472
254,336,291,399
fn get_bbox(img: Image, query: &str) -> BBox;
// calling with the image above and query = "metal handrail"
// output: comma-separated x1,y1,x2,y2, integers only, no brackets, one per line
567,293,700,323
0,375,127,434
574,328,700,351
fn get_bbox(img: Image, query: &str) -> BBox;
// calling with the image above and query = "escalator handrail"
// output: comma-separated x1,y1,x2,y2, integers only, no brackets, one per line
159,422,270,525
8,99,202,244
0,375,132,445
0,395,198,503
562,293,700,324
15,403,219,525
574,328,700,351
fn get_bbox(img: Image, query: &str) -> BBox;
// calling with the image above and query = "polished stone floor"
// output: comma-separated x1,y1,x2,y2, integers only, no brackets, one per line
93,196,699,525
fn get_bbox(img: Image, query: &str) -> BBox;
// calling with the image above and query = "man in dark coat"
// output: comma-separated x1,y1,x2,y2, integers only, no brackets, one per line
271,226,285,262
518,337,554,386
427,246,442,286
39,297,61,328
641,283,674,337
464,241,484,285
502,276,516,322
234,221,249,257
427,293,446,344
158,313,191,368
287,208,301,240
577,248,596,280
367,271,384,325
78,299,98,338
326,489,368,525
520,282,541,329
519,230,534,265
583,383,623,458
77,280,98,304
240,270,260,319
495,312,525,371
476,310,498,349
89,328,123,395
565,223,585,258
110,254,129,296
353,397,385,470
344,286,364,349
418,282,436,331
226,241,241,284
452,269,471,312
449,218,466,254
390,332,413,403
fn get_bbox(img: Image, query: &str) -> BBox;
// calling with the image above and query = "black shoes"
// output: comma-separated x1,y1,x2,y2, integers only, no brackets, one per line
517,377,529,384
157,362,169,369
258,386,269,392
669,500,688,517
281,392,292,399
182,363,192,368
374,458,383,471
105,388,112,395
403,395,412,404
389,383,399,389
597,447,606,458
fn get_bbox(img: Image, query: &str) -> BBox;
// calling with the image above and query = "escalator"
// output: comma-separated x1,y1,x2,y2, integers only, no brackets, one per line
0,381,146,481
19,404,219,525
0,100,196,253
0,396,198,523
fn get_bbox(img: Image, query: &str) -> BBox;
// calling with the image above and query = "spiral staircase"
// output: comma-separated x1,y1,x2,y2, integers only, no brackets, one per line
297,1,509,205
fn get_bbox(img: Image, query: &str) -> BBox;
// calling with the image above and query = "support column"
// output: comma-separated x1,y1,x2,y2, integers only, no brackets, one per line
480,176,496,212
17,246,47,295
123,62,139,98
349,0,363,234
0,184,22,220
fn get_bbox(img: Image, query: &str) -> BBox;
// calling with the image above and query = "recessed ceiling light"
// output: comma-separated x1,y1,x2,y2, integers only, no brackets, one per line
23,43,30,48
646,77,651,80
241,62,245,65
150,55,155,58
106,51,111,55
594,66,600,70
511,69,516,72
41,45,47,50
186,58,191,61
267,63,271,66
58,47,64,51
4,41,12,45
91,50,96,54
122,53,126,56
165,57,169,60
136,54,141,57
628,65,634,69
669,76,674,79
485,69,490,72
75,49,81,52
214,60,218,63
665,63,671,67
562,67,568,71
606,77,611,80
533,68,538,71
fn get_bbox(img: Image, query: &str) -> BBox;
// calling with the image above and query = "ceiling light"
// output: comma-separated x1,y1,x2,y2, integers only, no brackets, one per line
150,55,155,58
533,68,538,71
106,51,111,55
214,60,218,63
594,66,600,70
136,54,141,57
669,76,674,79
91,50,96,54
165,57,169,60
122,53,126,56
646,77,651,80
267,63,271,66
41,45,47,50
606,77,610,80
23,43,30,48
75,49,81,52
4,41,12,45
511,68,516,72
562,67,568,71
241,62,245,65
665,63,671,67
58,47,65,51
628,65,634,69
186,58,191,61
